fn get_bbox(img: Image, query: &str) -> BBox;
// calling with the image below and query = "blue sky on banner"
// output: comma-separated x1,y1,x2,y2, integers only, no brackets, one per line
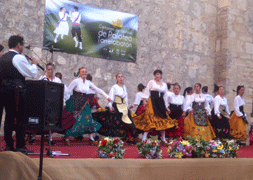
45,0,138,31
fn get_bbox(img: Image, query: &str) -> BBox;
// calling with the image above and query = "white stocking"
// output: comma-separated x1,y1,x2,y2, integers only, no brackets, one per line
142,132,148,142
160,130,167,142
89,134,95,141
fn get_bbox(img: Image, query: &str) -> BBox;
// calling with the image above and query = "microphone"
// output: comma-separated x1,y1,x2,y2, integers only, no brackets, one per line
24,54,45,71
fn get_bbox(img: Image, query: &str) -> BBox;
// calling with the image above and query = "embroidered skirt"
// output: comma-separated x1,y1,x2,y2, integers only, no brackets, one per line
229,112,246,141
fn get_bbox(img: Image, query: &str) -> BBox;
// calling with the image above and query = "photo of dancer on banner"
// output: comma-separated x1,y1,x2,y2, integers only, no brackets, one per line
44,0,138,62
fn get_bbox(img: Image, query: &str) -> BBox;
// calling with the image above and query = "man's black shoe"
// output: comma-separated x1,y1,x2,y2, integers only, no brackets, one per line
4,146,15,151
15,147,34,154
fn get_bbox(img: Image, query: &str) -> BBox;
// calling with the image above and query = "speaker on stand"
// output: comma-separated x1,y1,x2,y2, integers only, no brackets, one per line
23,80,70,180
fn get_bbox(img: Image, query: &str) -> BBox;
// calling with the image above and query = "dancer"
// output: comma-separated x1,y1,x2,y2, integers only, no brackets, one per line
70,6,82,49
93,73,138,144
229,85,247,142
202,86,214,108
133,69,177,146
129,83,146,115
54,7,69,43
211,86,230,139
0,35,38,153
184,83,216,141
63,67,110,145
166,83,185,141
182,87,193,118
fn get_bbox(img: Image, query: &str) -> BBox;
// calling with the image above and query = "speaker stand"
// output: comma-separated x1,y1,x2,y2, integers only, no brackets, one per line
27,131,70,158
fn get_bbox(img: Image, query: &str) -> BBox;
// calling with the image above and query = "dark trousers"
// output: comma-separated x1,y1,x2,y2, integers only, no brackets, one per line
1,88,25,149
72,25,82,42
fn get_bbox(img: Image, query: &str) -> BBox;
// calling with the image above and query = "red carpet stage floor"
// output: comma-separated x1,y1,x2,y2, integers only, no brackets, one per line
0,136,253,158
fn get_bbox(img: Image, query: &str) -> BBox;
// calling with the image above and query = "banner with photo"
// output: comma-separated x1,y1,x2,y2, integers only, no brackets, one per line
43,0,138,62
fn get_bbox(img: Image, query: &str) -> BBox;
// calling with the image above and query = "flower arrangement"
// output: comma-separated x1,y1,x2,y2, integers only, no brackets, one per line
184,136,240,158
97,137,125,159
168,138,193,158
136,139,162,159
206,140,225,158
222,139,239,158
187,136,210,158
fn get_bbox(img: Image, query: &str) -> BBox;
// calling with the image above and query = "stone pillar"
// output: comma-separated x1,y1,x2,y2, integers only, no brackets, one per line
216,0,253,144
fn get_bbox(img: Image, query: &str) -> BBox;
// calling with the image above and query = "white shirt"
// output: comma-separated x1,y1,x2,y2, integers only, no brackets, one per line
108,84,128,108
204,93,214,106
64,77,109,101
214,95,230,117
168,93,184,106
234,95,246,117
185,93,211,115
70,11,81,24
183,95,193,112
11,50,38,78
87,86,101,98
133,91,144,105
39,75,62,83
142,80,169,107
59,11,68,21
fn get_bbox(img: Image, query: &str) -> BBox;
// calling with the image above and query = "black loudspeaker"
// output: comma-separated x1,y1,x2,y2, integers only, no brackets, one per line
24,80,64,131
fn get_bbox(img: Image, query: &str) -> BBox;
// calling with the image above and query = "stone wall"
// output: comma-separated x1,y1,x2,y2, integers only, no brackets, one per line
0,0,252,116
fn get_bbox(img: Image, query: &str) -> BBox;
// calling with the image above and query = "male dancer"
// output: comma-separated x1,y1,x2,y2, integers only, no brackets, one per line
0,35,38,153
70,6,82,49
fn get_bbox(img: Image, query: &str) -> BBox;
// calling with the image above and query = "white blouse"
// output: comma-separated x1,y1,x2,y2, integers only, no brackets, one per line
204,93,214,106
183,95,193,112
133,92,144,105
64,77,109,101
214,95,230,117
108,84,128,108
39,75,62,83
142,80,169,107
168,93,184,106
185,93,211,115
234,95,246,117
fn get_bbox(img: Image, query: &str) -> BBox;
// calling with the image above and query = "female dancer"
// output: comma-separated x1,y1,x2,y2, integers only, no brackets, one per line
211,86,230,139
129,83,146,115
182,87,193,118
166,83,184,141
184,83,216,141
202,86,214,108
63,67,110,145
93,73,138,144
94,73,138,142
54,7,69,43
229,85,247,142
133,69,177,146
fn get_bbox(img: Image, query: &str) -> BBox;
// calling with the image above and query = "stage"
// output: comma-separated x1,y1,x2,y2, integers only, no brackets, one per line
1,136,253,179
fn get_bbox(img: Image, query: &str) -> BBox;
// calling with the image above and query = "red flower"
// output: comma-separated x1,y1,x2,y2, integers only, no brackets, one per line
101,140,107,146
234,150,237,153
109,154,114,158
177,138,183,141
116,121,120,125
114,139,119,144
152,142,157,146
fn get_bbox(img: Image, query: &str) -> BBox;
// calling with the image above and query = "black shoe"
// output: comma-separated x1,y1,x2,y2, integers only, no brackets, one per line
15,147,34,154
94,135,100,141
75,136,84,141
50,140,56,146
4,145,15,151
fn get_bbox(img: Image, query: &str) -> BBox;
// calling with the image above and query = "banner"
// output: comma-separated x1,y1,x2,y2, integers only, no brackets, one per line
43,0,138,62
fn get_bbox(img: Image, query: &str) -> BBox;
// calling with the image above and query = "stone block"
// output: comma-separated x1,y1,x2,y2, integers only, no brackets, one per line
237,0,247,11
218,0,229,8
245,42,253,54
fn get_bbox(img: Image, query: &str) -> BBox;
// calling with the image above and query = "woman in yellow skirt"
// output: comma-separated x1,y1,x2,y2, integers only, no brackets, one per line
183,83,216,141
229,86,247,142
133,69,177,146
